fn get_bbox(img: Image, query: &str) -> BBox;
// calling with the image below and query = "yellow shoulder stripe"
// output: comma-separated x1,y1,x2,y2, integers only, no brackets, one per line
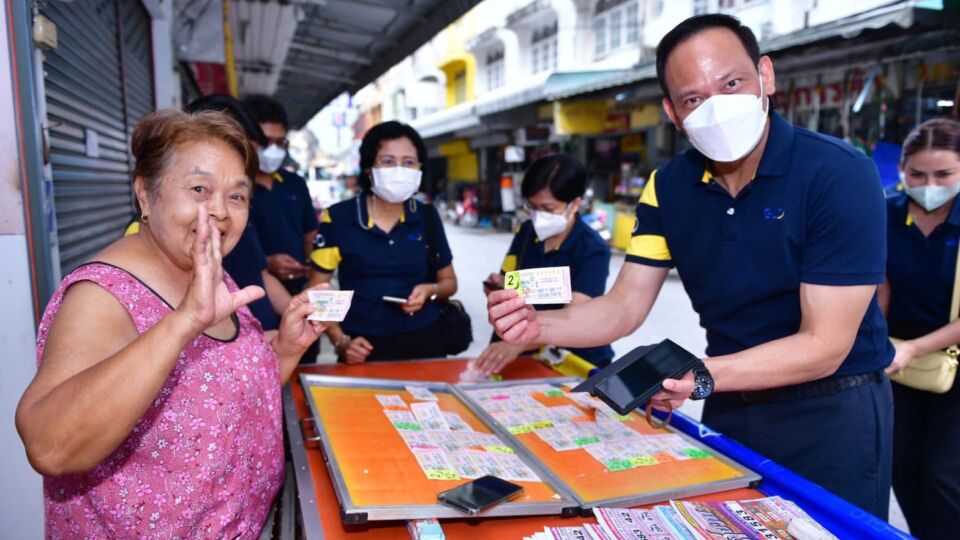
310,246,342,271
626,234,672,261
638,170,659,208
501,254,518,273
124,221,140,236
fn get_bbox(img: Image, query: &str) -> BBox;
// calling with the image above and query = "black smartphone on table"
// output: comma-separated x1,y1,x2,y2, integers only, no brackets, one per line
437,475,523,515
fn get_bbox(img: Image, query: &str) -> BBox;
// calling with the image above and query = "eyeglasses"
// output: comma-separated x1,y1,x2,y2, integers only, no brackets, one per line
522,202,568,214
374,156,421,170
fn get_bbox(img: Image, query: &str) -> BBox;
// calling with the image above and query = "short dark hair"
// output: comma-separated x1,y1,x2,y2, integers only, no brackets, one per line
656,14,760,99
358,121,428,191
521,154,586,203
244,94,288,130
186,94,267,147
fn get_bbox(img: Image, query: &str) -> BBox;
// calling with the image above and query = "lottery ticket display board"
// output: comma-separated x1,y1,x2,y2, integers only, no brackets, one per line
454,378,760,509
299,374,580,523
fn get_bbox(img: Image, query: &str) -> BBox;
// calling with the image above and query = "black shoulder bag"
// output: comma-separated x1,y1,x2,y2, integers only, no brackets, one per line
424,205,473,355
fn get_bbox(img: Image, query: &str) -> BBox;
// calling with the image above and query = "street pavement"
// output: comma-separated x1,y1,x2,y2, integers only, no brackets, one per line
442,221,909,534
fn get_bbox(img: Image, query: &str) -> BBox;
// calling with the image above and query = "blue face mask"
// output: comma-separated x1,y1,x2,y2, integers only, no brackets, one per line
904,183,960,212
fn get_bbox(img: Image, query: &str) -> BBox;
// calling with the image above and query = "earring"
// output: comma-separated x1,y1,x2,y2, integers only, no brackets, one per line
142,215,149,223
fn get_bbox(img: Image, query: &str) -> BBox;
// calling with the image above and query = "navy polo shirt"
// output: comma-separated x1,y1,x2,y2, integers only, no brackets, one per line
500,218,614,367
627,111,893,376
250,169,320,291
309,194,453,337
223,224,279,331
886,191,960,340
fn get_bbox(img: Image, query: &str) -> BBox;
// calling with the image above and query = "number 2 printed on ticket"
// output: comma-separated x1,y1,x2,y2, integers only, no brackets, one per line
504,266,572,304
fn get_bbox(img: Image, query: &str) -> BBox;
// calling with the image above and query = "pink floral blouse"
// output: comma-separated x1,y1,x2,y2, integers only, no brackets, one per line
37,263,284,539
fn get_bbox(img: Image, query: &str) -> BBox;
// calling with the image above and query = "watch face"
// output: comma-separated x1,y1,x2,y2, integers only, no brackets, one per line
693,373,714,399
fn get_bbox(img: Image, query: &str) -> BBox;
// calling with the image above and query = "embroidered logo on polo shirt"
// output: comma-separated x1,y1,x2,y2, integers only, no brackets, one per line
762,208,786,221
946,235,959,247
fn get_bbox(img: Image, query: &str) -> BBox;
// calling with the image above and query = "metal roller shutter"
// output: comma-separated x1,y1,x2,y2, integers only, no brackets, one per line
41,0,154,274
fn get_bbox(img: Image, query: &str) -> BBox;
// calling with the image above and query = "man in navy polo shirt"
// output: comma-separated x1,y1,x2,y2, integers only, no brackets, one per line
487,14,894,518
245,95,319,294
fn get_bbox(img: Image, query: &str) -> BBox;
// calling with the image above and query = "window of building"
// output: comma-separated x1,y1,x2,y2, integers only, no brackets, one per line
719,0,736,9
595,0,641,58
485,49,504,91
626,2,640,43
594,15,607,56
531,22,558,74
609,9,622,50
694,0,710,15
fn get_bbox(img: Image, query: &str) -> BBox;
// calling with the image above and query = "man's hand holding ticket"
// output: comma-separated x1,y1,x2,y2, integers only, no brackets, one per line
307,290,354,322
503,266,572,304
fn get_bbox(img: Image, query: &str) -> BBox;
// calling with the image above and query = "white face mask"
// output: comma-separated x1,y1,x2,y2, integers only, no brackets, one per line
371,167,422,203
681,69,769,163
257,144,285,174
532,205,572,241
904,183,960,212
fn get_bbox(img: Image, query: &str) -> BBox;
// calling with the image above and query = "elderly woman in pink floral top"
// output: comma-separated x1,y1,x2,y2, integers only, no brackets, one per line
15,109,326,538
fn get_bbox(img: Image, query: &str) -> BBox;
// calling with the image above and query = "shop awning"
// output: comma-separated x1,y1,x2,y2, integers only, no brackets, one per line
176,0,482,129
410,101,479,139
474,71,553,117
759,1,948,54
543,65,657,101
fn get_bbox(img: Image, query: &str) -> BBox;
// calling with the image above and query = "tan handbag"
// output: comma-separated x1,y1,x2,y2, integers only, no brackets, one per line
889,243,960,393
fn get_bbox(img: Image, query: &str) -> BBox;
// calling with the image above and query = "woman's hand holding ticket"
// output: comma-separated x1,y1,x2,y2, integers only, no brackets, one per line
487,289,543,345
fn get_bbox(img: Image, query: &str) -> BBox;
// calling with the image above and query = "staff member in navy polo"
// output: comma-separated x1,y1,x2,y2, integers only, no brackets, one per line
245,95,319,294
879,118,960,539
475,154,613,375
487,14,894,518
308,121,459,362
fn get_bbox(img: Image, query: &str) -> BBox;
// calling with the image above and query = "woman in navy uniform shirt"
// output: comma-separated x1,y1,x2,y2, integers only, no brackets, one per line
879,118,960,539
475,154,613,375
307,121,458,362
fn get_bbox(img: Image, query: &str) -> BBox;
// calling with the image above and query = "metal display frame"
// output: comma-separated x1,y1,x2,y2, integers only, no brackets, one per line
452,377,762,510
298,373,581,523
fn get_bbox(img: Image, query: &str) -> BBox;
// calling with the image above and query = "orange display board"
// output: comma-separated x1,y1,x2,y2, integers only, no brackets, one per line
287,359,766,539
306,385,567,508
487,389,754,504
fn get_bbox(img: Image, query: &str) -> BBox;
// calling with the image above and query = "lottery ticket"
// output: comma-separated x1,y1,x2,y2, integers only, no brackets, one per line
442,411,474,432
592,508,676,540
493,453,541,482
405,385,439,401
447,452,484,479
427,431,466,453
548,527,589,540
533,426,580,451
410,449,459,481
306,290,354,321
375,394,407,409
411,402,451,431
383,409,423,431
504,266,572,304
470,452,508,478
398,431,440,450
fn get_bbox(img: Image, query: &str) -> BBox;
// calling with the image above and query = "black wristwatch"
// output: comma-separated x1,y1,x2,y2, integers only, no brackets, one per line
690,362,714,400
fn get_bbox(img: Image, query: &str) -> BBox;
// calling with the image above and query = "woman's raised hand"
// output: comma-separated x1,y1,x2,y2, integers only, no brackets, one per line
178,205,265,333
